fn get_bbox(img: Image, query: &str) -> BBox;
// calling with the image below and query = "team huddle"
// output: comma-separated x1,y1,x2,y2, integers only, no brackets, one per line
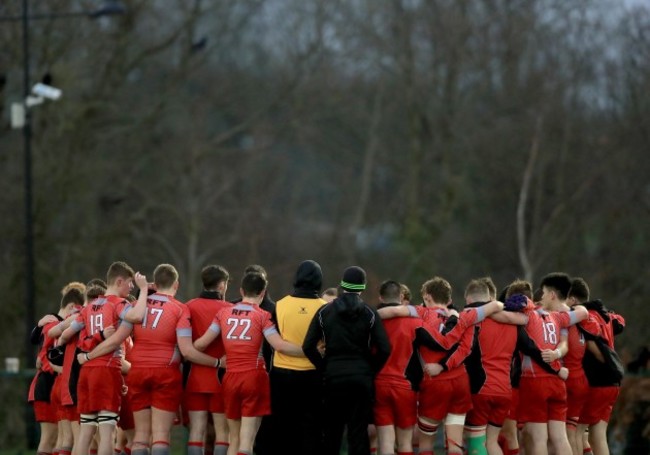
28,260,625,455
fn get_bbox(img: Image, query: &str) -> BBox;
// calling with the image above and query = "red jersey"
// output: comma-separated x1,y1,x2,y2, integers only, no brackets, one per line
38,320,60,374
413,306,477,380
71,295,131,368
129,293,191,368
521,307,579,378
564,315,600,378
411,305,484,350
208,303,277,373
375,305,423,390
185,295,232,393
465,317,518,396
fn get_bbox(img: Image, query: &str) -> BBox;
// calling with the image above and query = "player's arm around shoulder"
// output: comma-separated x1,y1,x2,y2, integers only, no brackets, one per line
178,335,219,367
568,304,588,325
194,321,220,352
377,304,414,320
266,331,304,357
490,311,528,326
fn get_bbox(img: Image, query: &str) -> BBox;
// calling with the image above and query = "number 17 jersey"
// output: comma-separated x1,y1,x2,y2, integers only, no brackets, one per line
130,293,192,368
208,303,278,373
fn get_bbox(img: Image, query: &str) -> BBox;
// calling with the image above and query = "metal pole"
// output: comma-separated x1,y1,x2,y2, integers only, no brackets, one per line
22,0,35,365
22,1,38,449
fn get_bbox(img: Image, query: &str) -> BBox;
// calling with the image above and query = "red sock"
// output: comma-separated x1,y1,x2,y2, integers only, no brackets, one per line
397,452,416,455
420,451,435,455
124,448,132,455
508,450,520,455
90,450,98,455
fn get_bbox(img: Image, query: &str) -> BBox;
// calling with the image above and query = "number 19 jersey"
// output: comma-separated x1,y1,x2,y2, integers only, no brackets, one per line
208,303,278,373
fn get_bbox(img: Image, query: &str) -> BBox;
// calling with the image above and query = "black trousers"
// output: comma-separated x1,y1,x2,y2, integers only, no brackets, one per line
268,367,324,455
323,375,374,455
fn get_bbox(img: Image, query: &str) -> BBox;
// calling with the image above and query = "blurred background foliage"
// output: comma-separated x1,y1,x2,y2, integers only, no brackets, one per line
1,0,650,449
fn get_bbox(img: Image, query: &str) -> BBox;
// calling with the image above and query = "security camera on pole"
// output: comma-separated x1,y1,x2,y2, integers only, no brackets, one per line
11,83,63,129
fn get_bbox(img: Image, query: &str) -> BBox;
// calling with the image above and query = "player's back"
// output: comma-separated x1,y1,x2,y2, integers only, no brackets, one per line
521,308,574,378
217,303,275,373
466,317,517,395
186,297,231,358
75,295,127,367
131,293,189,367
417,307,456,366
375,309,422,387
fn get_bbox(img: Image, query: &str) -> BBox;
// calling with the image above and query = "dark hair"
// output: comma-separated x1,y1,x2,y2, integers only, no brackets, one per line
86,278,107,289
106,261,135,285
244,264,267,278
61,288,85,308
379,280,402,302
154,264,179,289
85,284,106,301
241,272,267,297
568,277,590,302
506,279,533,299
201,265,229,290
539,272,572,300
421,277,452,304
533,288,544,302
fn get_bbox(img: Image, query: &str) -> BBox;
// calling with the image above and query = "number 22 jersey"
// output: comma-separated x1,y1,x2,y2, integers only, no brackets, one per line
208,303,278,373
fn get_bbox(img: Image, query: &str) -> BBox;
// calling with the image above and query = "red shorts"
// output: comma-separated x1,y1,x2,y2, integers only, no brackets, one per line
127,366,182,413
373,382,417,428
418,373,472,421
33,400,57,423
518,376,567,424
507,387,519,421
77,366,123,414
60,405,79,422
223,369,270,419
184,391,225,414
50,375,63,419
466,394,511,427
580,386,619,425
566,374,589,424
50,377,78,422
119,388,134,431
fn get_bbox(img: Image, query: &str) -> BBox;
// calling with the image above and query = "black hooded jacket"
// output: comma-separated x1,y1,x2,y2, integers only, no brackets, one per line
302,292,391,380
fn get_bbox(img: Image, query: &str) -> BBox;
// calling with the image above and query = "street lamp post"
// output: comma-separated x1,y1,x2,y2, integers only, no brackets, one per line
2,1,124,448
21,0,35,376
0,0,126,367
0,0,125,448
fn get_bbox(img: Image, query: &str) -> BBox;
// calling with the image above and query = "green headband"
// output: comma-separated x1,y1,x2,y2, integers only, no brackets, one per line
340,280,366,291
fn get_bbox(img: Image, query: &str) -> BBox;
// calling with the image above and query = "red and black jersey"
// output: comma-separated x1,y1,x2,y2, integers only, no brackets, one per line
465,317,518,396
564,314,600,380
375,303,423,391
580,300,625,387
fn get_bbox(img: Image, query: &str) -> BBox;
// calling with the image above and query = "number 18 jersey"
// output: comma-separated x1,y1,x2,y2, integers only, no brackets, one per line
521,308,578,378
208,303,278,373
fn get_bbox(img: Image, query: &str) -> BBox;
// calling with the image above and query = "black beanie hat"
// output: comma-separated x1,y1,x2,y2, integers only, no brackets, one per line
340,266,366,292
